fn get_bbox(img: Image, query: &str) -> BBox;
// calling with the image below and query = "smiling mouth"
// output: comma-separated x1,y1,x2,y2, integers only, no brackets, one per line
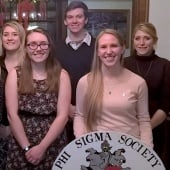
34,53,44,55
6,43,15,45
138,46,147,49
105,56,115,61
71,26,79,28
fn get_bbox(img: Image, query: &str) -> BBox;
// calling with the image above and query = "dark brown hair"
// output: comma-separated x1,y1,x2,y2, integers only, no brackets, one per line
65,1,88,19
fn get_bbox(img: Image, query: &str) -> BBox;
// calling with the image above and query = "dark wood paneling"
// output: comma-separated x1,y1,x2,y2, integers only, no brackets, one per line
132,0,149,30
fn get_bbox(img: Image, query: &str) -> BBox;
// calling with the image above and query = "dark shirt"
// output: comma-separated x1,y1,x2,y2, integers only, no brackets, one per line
0,58,9,126
56,38,95,105
124,51,170,117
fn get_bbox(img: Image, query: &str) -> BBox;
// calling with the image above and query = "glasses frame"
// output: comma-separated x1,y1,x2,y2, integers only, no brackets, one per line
27,43,50,50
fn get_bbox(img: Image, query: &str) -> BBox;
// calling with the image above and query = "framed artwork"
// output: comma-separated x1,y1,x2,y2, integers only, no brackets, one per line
86,9,130,47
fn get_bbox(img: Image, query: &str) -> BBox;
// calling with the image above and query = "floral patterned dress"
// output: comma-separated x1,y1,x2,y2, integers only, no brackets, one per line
6,72,68,170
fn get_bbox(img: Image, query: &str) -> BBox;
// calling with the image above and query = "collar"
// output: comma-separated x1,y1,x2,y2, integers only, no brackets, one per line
65,31,91,50
133,50,157,61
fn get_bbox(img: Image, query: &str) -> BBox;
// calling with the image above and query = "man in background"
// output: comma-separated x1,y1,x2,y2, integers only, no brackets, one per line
56,1,95,142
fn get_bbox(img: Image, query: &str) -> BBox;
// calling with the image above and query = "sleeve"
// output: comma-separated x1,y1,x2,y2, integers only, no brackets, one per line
160,60,170,115
137,79,153,148
73,75,88,138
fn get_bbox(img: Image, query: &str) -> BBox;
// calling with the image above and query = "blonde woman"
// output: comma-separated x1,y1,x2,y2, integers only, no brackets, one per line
74,28,153,148
124,22,170,168
0,20,25,169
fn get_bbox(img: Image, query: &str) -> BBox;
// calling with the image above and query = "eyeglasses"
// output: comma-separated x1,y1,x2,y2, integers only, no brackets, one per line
27,42,50,50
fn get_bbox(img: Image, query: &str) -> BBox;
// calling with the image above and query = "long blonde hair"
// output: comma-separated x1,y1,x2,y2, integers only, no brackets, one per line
18,28,62,94
85,29,125,131
1,20,26,64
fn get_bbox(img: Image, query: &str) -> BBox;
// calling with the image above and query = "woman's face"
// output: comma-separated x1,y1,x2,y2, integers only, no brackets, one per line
97,33,124,67
2,26,21,52
26,32,50,64
133,30,155,56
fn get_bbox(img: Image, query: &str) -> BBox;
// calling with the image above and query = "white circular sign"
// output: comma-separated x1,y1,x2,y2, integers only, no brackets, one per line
52,131,165,170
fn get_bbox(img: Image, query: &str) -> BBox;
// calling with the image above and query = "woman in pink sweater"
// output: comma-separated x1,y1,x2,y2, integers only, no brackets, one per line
74,28,153,147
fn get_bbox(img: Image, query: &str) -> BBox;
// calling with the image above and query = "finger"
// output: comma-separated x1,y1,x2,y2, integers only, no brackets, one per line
31,159,40,165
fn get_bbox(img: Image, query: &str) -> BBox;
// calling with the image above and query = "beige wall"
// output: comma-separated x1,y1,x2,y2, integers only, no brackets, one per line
149,0,170,60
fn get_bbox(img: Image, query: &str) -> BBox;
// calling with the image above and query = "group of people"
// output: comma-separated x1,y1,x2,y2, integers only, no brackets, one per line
0,1,169,170
0,20,71,169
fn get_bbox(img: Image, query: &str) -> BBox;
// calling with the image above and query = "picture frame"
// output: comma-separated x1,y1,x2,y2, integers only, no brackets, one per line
86,9,130,48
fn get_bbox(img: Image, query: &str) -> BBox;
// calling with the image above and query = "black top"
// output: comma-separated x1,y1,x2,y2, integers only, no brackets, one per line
124,51,170,117
56,38,95,105
0,58,9,126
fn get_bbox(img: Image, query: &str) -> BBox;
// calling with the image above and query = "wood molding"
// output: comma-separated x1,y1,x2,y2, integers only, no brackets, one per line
132,0,149,30
131,0,149,52
57,0,67,40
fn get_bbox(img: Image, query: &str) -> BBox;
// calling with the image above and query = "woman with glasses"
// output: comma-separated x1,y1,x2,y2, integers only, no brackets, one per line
0,20,25,169
5,28,71,169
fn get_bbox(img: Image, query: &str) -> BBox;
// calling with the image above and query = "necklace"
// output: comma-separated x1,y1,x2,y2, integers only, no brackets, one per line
136,61,153,78
105,80,121,95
